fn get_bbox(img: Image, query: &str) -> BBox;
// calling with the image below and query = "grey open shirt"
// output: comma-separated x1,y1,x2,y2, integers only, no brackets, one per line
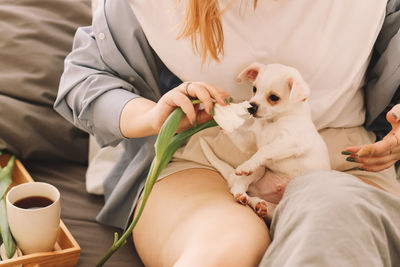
54,0,400,229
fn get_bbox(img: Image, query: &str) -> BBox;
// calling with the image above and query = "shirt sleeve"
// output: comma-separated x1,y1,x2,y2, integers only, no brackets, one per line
54,26,140,147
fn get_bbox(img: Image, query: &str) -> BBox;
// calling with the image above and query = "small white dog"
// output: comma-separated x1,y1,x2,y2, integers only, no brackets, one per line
200,62,331,220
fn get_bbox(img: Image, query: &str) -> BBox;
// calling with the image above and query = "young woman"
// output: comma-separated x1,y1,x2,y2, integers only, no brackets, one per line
55,0,400,266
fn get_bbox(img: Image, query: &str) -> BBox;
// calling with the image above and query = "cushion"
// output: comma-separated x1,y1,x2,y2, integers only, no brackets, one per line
0,0,92,163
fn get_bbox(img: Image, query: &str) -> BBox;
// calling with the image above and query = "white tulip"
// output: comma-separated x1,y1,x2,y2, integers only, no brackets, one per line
213,101,252,132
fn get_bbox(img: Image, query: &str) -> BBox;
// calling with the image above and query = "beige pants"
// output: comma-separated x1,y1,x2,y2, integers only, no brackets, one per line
159,126,400,197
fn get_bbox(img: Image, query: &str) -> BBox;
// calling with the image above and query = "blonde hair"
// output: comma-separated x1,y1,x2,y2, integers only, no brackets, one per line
178,0,258,63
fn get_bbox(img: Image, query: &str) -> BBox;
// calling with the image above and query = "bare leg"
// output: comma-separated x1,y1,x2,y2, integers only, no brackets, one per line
133,168,270,267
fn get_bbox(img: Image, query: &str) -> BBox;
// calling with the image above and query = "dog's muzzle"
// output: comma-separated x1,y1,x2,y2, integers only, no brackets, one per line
248,102,258,116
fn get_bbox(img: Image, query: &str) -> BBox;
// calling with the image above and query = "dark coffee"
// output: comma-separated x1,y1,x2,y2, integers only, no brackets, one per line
13,196,54,209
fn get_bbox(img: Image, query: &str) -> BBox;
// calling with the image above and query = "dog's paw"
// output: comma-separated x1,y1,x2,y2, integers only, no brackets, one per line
235,169,253,176
255,201,268,218
235,162,255,176
235,193,249,205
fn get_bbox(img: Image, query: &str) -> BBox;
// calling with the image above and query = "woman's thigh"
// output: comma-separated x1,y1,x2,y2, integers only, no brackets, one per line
133,168,270,267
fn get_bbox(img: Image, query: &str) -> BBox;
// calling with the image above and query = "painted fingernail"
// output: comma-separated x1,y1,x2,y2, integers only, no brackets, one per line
224,98,230,105
346,157,356,162
341,151,352,155
357,167,366,171
193,119,197,127
210,106,215,116
392,112,399,120
229,96,234,103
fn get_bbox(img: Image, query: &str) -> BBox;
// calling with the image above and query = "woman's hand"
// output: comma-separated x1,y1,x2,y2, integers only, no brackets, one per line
151,81,230,133
120,81,230,138
343,104,400,172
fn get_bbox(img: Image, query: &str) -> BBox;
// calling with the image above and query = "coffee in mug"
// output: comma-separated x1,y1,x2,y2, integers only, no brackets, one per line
6,182,61,254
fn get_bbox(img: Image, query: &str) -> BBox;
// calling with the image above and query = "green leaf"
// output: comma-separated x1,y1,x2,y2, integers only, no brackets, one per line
0,156,15,200
154,119,218,181
153,99,202,164
154,108,183,162
0,199,16,259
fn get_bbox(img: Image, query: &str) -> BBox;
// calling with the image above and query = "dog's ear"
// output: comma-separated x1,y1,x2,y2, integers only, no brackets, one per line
236,62,263,83
288,76,310,103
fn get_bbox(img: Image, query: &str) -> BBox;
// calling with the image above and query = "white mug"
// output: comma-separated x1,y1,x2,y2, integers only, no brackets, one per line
6,182,61,254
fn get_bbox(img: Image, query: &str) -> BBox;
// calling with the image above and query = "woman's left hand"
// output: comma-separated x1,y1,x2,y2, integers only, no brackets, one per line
343,104,400,172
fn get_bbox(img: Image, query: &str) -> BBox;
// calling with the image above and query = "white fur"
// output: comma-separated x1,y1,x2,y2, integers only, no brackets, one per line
201,63,331,220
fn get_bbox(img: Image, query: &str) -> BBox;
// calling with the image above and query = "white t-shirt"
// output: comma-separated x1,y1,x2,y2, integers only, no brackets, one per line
129,0,386,130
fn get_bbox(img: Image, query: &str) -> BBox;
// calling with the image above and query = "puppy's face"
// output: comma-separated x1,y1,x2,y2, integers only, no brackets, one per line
237,63,310,120
249,75,292,119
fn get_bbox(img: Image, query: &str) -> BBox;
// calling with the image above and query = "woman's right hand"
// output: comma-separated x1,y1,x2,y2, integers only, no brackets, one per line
151,81,231,133
120,81,230,138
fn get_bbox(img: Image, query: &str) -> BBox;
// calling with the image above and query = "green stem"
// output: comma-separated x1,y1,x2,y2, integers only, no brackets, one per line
96,100,217,267
96,158,158,267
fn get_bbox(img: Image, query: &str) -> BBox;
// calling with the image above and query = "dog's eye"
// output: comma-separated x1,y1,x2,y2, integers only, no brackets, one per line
269,94,280,102
252,86,257,94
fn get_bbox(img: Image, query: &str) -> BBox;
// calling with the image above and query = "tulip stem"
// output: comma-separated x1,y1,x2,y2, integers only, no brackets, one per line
96,100,216,266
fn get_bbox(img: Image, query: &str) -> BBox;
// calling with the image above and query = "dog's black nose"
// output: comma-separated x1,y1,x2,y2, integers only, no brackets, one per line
248,102,258,115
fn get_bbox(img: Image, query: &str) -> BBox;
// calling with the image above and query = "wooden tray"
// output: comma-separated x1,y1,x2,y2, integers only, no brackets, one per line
0,154,81,267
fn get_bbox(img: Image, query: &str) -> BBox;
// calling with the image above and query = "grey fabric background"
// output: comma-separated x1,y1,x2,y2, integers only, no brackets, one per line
0,0,91,162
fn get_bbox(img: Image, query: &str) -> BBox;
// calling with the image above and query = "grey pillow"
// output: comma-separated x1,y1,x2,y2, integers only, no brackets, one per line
0,0,92,162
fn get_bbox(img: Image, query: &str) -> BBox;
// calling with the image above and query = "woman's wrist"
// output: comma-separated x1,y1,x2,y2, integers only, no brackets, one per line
120,97,158,138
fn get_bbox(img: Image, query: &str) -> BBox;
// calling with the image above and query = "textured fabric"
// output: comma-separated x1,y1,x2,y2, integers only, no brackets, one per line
260,171,400,267
54,0,400,229
130,0,386,130
0,0,91,162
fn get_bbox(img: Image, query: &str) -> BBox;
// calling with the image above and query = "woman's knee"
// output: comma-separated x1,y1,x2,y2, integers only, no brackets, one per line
173,211,270,267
